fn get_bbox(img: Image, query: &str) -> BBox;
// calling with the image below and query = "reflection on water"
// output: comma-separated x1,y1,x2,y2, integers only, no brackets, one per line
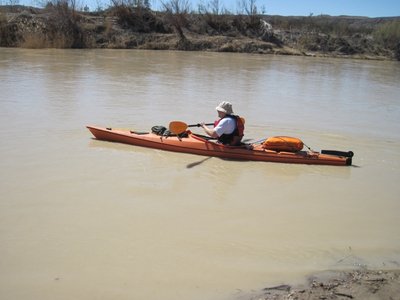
1,48,400,300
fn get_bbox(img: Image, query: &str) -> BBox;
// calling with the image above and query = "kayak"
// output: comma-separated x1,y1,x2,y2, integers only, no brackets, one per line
86,126,353,166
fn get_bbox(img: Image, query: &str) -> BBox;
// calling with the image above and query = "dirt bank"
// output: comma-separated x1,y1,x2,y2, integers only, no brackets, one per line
1,5,399,60
237,269,400,300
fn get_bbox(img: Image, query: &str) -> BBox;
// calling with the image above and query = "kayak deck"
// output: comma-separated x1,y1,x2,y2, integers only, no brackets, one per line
87,126,352,166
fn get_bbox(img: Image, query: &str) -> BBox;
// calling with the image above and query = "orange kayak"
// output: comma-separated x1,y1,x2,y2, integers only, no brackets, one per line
87,126,353,166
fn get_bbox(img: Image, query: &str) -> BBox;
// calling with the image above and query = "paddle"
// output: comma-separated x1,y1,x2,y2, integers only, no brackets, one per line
169,118,246,135
169,121,213,135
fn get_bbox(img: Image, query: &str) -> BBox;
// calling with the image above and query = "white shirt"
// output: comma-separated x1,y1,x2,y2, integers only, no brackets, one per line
214,118,236,137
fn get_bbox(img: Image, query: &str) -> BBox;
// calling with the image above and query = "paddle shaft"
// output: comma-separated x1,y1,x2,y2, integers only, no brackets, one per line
169,121,213,135
170,117,244,135
188,123,213,127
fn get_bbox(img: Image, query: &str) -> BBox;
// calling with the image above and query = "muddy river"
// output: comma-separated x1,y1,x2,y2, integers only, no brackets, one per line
1,48,399,300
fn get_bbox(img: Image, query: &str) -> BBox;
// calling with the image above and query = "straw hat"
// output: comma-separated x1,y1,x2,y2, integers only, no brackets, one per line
216,101,233,115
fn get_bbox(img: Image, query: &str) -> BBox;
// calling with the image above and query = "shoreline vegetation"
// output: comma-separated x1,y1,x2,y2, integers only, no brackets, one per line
1,2,400,60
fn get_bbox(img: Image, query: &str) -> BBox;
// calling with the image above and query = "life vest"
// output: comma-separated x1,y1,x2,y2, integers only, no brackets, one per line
214,115,244,146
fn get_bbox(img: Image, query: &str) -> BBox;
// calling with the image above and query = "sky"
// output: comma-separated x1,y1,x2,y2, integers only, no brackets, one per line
197,0,400,17
8,0,400,17
261,0,400,17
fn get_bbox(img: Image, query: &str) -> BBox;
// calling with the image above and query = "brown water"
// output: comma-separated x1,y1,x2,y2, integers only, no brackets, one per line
1,48,400,300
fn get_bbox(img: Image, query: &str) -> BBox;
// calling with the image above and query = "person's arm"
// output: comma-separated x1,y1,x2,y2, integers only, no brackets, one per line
201,123,219,138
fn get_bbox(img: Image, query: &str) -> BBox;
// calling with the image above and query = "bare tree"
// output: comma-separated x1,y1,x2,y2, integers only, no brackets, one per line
95,0,103,11
237,0,260,29
7,0,20,5
209,0,220,15
109,0,150,9
161,0,190,15
238,0,257,16
160,0,190,42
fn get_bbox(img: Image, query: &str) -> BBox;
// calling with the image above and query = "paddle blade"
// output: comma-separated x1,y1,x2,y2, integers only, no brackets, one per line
169,121,188,134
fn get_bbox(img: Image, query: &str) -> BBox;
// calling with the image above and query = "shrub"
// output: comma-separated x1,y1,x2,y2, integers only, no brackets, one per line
20,32,50,48
0,13,21,47
111,5,166,33
44,1,86,48
373,20,400,50
160,0,191,41
0,12,7,45
202,13,231,34
231,14,261,37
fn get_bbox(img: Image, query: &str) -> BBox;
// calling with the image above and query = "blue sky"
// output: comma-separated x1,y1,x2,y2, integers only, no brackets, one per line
194,0,400,17
260,0,400,17
11,0,400,17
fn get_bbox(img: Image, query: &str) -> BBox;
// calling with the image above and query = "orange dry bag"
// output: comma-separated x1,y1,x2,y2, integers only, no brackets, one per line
262,136,304,152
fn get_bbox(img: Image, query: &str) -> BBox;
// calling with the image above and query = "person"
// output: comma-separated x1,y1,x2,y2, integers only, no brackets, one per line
201,101,244,146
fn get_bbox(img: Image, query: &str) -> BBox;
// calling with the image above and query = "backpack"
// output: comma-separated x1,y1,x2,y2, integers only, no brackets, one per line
151,126,167,135
151,126,188,137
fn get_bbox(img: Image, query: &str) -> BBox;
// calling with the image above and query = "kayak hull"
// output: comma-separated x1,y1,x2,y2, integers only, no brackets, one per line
87,126,352,166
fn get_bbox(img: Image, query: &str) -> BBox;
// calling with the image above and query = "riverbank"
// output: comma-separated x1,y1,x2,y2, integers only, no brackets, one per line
240,269,400,300
1,5,399,60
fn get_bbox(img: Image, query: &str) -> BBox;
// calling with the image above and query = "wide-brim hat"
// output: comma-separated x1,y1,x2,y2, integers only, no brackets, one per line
216,101,233,114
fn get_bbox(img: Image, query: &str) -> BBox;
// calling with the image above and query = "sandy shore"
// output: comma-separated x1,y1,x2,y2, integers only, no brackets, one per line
239,269,400,300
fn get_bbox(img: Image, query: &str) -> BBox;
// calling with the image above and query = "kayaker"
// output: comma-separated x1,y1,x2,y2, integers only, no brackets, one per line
201,101,244,146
